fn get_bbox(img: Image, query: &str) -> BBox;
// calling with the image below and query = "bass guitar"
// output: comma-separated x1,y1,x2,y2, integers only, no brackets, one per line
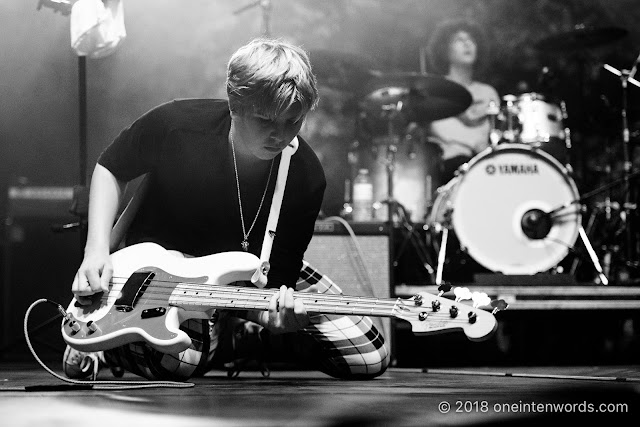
62,242,499,353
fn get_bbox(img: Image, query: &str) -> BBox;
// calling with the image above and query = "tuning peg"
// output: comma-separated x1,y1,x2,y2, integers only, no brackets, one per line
471,291,491,308
490,299,509,314
437,282,452,296
453,287,471,302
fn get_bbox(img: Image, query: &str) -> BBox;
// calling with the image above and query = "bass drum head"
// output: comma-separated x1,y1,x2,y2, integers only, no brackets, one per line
446,144,581,275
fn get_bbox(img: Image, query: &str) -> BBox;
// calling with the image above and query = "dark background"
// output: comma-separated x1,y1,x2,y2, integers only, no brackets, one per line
2,0,639,217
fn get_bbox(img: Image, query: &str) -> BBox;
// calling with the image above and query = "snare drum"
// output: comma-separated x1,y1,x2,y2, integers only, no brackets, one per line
429,143,581,275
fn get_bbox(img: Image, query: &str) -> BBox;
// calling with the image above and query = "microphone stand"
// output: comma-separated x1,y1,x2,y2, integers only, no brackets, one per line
7,1,89,360
233,0,273,37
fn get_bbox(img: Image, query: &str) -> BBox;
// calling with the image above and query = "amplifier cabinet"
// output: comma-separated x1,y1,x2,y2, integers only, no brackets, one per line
304,220,394,350
2,185,82,361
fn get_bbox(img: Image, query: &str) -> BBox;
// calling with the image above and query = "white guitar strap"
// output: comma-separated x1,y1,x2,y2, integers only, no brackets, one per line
251,137,299,287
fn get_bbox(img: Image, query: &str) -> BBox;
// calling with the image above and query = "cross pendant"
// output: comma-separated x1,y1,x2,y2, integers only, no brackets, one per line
241,240,249,252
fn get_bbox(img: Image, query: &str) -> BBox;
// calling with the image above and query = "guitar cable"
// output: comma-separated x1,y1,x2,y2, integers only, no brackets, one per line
21,298,195,390
325,216,377,297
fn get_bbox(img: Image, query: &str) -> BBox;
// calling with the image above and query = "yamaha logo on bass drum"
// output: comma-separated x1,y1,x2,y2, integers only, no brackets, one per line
485,163,540,175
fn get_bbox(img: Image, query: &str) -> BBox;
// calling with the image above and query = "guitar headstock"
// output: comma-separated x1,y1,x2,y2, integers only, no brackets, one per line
393,288,505,341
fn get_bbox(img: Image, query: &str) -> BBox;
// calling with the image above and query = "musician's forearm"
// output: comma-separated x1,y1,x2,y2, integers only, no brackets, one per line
85,164,125,253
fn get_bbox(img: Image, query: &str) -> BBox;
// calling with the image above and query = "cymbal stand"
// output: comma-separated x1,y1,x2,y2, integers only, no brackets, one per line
560,100,574,173
603,58,640,272
435,223,450,287
376,100,404,222
377,101,437,283
233,0,273,37
550,169,640,284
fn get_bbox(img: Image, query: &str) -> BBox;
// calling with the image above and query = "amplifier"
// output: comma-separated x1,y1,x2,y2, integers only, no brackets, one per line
2,185,81,361
304,219,394,349
6,185,75,218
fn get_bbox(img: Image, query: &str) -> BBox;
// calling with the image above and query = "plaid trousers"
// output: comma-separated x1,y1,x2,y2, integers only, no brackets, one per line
104,261,391,380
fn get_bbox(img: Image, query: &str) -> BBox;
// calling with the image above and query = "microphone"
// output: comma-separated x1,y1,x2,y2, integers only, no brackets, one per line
521,209,552,240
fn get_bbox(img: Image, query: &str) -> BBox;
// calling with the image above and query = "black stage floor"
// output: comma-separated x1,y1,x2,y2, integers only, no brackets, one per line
1,362,638,426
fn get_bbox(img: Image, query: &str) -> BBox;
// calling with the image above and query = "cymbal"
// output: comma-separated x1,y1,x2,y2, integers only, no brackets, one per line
360,71,473,122
535,25,628,52
309,50,376,92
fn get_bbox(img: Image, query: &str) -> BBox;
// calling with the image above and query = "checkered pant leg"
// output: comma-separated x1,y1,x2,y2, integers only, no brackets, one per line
104,318,217,381
297,261,391,379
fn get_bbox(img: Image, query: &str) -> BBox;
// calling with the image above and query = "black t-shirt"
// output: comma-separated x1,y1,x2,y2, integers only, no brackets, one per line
98,98,326,288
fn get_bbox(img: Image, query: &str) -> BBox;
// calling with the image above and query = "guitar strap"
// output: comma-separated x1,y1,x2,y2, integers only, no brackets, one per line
108,137,300,288
251,137,299,287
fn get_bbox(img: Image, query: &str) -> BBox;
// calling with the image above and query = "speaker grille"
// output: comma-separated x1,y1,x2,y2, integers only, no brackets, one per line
304,221,392,344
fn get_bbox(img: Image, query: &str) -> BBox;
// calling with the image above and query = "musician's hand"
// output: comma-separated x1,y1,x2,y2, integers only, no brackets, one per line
71,248,112,305
260,285,311,334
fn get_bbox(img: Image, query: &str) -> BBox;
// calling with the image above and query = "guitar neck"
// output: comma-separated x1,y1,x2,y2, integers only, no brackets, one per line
169,283,399,318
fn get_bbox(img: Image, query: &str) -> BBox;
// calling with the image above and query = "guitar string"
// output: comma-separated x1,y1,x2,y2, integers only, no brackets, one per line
78,292,485,321
104,276,401,304
83,289,488,322
91,289,476,311
100,276,483,311
78,294,489,322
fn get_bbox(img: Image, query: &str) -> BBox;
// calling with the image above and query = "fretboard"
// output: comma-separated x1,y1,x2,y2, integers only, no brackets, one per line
169,283,401,318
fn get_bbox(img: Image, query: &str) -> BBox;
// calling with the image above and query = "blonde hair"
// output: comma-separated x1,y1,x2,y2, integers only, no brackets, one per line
226,38,319,120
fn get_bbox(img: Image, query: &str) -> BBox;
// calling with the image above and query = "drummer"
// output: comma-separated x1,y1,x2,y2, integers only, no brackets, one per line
425,18,500,183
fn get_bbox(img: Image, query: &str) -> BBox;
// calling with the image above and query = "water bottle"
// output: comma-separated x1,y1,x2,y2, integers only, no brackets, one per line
352,169,373,221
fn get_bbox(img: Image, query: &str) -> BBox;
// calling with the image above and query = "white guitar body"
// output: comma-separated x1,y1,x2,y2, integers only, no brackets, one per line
63,242,261,353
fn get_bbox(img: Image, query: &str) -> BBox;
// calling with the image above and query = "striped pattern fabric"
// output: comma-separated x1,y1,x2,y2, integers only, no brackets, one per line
104,261,390,380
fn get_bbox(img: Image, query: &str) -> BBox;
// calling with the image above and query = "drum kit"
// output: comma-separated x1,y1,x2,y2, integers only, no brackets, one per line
311,24,639,286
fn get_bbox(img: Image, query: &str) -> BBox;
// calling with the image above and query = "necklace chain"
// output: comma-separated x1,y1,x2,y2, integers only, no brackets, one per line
230,127,274,252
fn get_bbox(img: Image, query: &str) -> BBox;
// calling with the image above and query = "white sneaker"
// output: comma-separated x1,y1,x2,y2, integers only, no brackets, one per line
62,345,104,380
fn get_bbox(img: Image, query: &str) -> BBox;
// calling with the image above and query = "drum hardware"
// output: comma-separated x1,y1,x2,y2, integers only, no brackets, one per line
534,24,629,174
367,103,439,281
392,203,437,284
560,100,573,173
603,56,640,269
434,214,451,287
357,72,468,223
354,72,472,282
233,0,274,37
552,168,640,284
498,94,519,143
487,100,501,147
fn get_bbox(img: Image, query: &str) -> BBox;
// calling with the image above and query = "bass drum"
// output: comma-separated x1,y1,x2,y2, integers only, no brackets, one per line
429,144,581,275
